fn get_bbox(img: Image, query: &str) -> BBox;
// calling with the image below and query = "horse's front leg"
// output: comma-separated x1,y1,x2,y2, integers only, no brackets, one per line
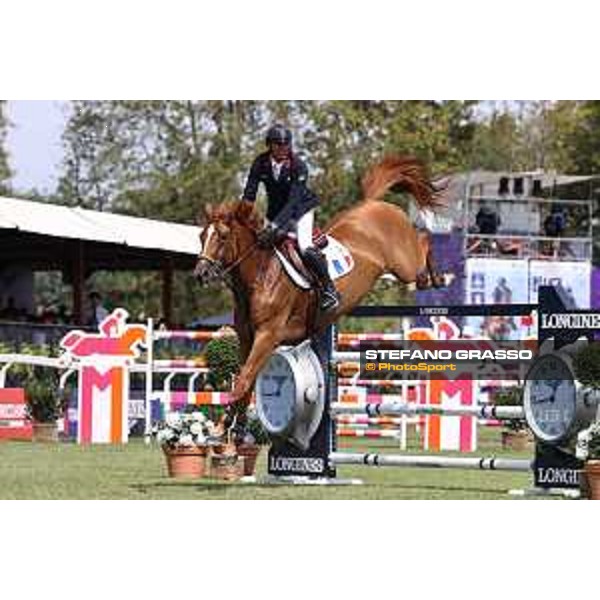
232,327,281,403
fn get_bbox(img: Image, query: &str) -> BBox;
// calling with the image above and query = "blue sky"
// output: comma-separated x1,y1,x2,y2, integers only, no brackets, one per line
5,100,70,193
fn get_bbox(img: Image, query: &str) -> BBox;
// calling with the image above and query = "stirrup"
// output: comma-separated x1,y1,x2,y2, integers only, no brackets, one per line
320,288,340,311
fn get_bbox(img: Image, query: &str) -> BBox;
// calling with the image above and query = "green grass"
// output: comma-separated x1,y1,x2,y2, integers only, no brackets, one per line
0,428,544,499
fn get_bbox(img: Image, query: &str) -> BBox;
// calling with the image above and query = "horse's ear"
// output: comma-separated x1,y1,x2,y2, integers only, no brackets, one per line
236,200,254,221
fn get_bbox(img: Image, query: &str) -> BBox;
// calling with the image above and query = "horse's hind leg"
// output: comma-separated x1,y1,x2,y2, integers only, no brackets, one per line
385,240,426,289
408,230,431,289
416,229,445,289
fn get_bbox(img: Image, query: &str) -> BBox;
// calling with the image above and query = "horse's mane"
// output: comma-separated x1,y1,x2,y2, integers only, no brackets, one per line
199,201,263,232
360,155,446,209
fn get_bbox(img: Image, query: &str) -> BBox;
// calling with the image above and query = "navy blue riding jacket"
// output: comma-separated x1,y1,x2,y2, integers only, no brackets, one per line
242,152,320,229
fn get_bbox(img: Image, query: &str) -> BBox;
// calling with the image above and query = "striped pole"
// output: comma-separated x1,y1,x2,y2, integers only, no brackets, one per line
338,378,416,387
154,330,237,341
331,401,524,420
335,416,408,426
337,392,407,404
337,332,405,347
152,360,210,369
332,351,363,363
330,452,532,472
157,391,235,407
144,318,154,442
336,429,402,439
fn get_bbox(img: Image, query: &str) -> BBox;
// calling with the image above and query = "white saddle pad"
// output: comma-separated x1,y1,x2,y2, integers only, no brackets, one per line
274,236,354,290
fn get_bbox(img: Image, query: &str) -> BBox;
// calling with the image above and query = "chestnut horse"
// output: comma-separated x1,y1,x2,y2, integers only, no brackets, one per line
194,155,445,418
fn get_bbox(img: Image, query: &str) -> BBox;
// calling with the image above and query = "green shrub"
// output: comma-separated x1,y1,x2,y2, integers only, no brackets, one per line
24,367,68,423
492,386,527,432
573,343,600,391
204,334,240,390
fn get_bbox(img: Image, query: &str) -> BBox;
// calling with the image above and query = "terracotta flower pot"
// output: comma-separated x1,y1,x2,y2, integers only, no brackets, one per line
237,444,262,476
163,446,208,479
582,460,600,500
32,422,59,443
211,450,243,481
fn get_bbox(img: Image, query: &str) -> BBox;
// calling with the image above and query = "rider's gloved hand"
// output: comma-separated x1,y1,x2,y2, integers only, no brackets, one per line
257,223,280,248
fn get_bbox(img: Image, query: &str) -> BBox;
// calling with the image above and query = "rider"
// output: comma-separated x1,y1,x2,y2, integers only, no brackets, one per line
241,124,340,311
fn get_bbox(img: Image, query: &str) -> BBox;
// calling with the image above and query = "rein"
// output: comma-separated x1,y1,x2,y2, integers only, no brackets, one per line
201,229,261,284
221,238,260,277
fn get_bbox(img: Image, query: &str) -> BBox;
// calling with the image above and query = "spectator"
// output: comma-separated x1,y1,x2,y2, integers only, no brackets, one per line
470,203,501,255
542,204,570,258
476,203,501,234
0,297,21,321
544,203,567,237
88,292,109,328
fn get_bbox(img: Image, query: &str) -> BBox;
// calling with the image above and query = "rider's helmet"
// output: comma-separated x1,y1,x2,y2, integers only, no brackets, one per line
265,124,292,147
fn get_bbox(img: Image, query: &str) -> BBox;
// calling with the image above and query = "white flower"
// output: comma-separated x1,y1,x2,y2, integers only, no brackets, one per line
576,428,592,460
166,412,182,428
191,411,206,423
190,422,204,436
195,433,207,444
156,429,174,445
179,434,195,447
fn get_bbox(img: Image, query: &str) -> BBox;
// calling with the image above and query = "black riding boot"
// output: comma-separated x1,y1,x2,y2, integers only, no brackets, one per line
302,247,340,311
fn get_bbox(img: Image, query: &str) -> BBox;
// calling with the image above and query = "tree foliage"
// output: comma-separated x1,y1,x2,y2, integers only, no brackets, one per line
0,101,11,194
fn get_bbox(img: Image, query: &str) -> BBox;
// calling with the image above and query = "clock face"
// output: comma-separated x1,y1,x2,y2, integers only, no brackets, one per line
525,354,576,443
256,353,298,434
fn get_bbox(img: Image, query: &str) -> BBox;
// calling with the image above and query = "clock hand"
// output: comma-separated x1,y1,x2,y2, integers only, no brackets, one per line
531,383,554,405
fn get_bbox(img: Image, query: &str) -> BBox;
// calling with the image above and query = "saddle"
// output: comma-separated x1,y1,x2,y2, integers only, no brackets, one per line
276,228,329,282
273,230,354,290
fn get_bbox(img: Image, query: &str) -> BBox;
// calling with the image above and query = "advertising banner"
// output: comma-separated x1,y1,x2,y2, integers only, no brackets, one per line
465,258,532,340
593,267,600,310
529,260,591,308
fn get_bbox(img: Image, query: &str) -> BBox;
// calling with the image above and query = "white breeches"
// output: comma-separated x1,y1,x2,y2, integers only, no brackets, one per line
296,210,315,253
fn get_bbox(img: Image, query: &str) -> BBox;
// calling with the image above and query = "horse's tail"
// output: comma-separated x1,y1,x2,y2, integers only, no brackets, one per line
360,155,445,209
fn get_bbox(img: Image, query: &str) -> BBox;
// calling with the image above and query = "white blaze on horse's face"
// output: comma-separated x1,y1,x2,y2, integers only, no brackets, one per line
203,224,217,256
195,220,232,283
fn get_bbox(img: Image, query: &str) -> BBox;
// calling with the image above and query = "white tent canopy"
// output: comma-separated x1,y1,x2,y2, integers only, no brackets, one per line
0,196,201,255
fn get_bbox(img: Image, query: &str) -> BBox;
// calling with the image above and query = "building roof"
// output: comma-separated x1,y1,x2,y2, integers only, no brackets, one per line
0,196,201,256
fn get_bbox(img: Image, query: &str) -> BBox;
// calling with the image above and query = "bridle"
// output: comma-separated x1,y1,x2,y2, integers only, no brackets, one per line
198,222,261,284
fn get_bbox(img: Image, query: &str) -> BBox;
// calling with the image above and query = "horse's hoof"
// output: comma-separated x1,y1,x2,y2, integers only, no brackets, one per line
431,273,446,288
415,275,431,290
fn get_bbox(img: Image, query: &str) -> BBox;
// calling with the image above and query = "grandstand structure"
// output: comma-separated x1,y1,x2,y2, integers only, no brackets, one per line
417,171,597,328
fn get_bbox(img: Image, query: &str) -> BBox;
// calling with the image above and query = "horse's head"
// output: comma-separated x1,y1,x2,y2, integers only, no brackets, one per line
194,201,261,284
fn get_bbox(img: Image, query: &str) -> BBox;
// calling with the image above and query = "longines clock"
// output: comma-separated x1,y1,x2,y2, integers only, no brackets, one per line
524,352,595,444
255,341,325,450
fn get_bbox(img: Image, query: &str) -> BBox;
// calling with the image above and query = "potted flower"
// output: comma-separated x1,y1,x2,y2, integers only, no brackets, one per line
492,386,532,451
236,406,270,477
576,422,600,499
153,410,219,478
573,342,600,392
573,343,600,498
24,368,67,443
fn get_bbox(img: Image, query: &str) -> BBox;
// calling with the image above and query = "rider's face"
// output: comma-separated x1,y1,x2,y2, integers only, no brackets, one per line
270,141,290,162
